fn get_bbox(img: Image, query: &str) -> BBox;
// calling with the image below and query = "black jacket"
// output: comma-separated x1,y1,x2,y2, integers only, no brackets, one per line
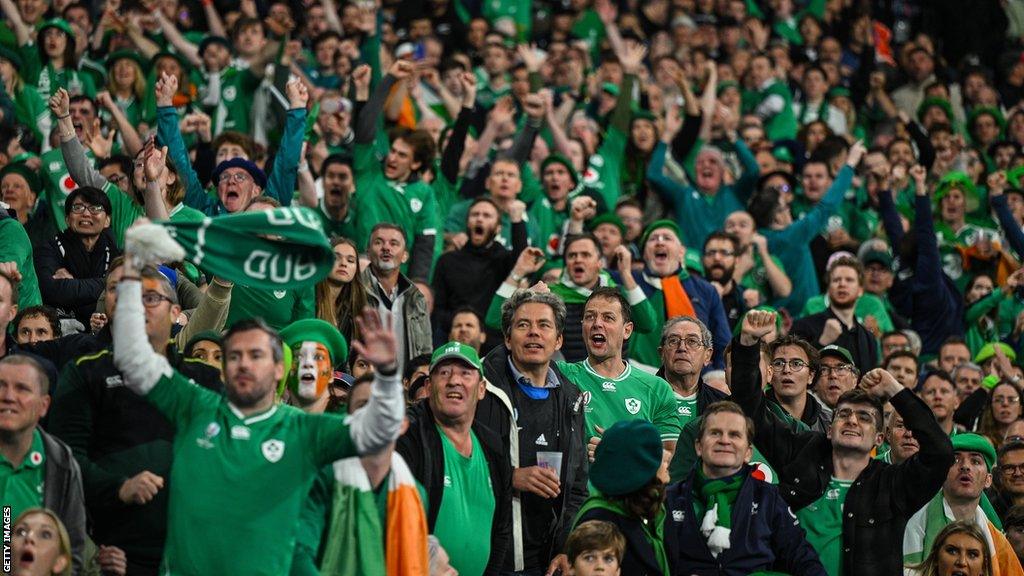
40,427,87,575
730,337,953,576
432,224,527,350
47,346,222,574
789,308,879,372
664,465,827,576
476,346,588,569
575,506,664,576
396,401,513,576
35,228,120,325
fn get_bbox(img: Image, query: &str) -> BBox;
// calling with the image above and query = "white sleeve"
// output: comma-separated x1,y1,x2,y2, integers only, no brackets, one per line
756,94,786,118
112,280,173,395
346,370,405,454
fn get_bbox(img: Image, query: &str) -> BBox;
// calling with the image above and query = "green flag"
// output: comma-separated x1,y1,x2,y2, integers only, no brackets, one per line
160,207,334,290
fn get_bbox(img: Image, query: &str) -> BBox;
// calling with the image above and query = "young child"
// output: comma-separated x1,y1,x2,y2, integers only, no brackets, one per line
565,520,625,576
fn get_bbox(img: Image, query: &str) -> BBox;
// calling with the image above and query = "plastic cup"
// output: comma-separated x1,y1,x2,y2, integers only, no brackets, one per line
536,451,563,477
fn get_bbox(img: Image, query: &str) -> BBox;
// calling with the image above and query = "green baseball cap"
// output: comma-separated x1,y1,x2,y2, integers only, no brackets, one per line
430,341,482,373
974,342,1017,364
280,318,349,366
38,18,74,39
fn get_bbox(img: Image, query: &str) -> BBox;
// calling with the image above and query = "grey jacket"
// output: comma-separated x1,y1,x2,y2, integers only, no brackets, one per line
360,268,432,367
41,427,87,574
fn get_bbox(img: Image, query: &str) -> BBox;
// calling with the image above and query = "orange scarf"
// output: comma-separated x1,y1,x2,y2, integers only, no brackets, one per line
662,273,696,319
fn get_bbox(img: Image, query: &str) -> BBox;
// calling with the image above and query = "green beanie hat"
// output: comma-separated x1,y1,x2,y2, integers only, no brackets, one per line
952,433,997,471
631,107,657,124
184,330,222,356
430,341,482,373
716,80,740,96
540,153,580,187
587,213,626,236
968,106,1006,134
105,49,148,74
0,45,22,69
280,318,348,366
0,162,41,195
640,219,683,250
974,341,1017,365
590,420,663,496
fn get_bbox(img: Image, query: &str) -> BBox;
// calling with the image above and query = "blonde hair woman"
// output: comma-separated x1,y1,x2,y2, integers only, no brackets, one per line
9,508,73,576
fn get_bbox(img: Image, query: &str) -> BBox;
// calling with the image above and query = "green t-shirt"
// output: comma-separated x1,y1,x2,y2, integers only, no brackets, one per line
796,477,852,576
145,370,358,575
225,285,315,331
433,428,496,576
935,220,997,291
558,359,682,442
0,218,42,309
0,428,45,521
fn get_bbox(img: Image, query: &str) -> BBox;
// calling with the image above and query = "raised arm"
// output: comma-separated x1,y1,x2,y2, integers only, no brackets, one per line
97,91,143,157
670,68,703,163
264,79,309,206
152,8,201,67
785,142,864,242
201,0,227,38
507,93,544,166
354,61,406,145
51,89,113,190
112,269,173,395
343,308,406,455
154,72,211,213
439,74,476,184
0,0,30,46
988,170,1024,259
752,232,792,299
908,165,943,285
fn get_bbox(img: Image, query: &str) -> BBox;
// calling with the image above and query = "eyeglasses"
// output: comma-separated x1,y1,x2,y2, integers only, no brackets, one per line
819,364,855,376
994,396,1021,405
141,291,173,308
834,407,877,424
69,203,105,214
703,249,735,257
647,233,677,243
664,336,706,350
218,172,251,184
771,358,808,372
1001,463,1024,476
766,184,792,194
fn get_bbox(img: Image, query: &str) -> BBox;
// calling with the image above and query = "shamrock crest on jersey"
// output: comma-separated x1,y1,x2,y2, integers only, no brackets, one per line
625,398,642,415
262,439,285,463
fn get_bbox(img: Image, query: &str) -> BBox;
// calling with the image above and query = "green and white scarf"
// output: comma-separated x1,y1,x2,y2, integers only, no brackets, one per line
127,207,334,290
695,470,744,558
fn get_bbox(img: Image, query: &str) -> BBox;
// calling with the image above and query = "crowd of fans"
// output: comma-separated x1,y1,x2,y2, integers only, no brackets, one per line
2,0,1024,574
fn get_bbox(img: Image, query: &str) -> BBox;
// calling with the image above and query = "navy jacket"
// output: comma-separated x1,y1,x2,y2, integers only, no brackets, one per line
664,465,827,576
879,192,963,356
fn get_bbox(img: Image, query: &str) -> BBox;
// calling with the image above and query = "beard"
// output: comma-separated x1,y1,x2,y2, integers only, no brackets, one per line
227,376,275,408
705,264,735,283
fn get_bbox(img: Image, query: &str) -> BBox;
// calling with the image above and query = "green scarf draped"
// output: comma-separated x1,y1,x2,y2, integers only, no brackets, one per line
574,492,671,576
695,470,744,557
159,207,334,290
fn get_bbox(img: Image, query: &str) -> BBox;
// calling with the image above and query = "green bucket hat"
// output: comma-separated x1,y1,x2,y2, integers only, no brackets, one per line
631,107,657,124
0,45,23,69
640,219,683,249
590,420,663,496
280,318,349,366
0,162,41,194
105,49,147,73
952,433,997,471
37,18,75,39
430,341,482,373
933,171,980,213
587,213,626,236
974,341,1017,365
916,97,956,125
968,106,1006,134
540,153,580,187
150,50,190,71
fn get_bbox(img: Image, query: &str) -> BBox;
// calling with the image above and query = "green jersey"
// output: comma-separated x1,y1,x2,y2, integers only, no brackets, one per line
0,218,42,309
352,142,441,277
0,428,45,521
225,285,314,331
739,251,788,303
558,360,682,442
799,293,895,334
313,200,356,240
796,477,852,576
936,220,997,291
675,392,698,428
144,370,359,575
433,428,495,576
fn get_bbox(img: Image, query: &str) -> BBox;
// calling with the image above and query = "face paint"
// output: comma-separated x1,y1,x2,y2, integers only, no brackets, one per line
288,341,333,401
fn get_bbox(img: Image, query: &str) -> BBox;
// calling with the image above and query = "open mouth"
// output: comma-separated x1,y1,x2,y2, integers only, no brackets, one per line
839,428,861,438
19,548,34,566
445,389,464,401
300,373,316,385
652,250,670,264
0,407,17,415
590,333,607,345
523,342,544,351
